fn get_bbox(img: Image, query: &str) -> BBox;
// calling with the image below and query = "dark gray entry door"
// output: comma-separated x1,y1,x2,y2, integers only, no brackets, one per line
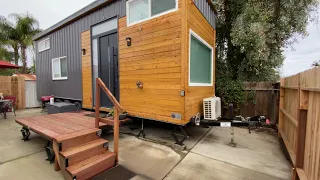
98,32,119,108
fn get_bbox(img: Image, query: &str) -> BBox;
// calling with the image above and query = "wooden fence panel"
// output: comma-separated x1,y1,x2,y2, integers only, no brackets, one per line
279,67,320,180
0,76,25,109
239,82,280,125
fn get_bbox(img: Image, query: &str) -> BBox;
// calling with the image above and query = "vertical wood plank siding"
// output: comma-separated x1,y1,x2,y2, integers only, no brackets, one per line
35,0,126,100
193,0,216,28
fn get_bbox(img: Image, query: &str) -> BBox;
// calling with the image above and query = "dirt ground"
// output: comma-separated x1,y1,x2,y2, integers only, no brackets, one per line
0,109,291,180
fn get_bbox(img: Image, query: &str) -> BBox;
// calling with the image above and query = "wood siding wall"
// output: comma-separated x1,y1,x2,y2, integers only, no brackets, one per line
81,30,92,109
183,1,216,120
81,0,216,125
118,0,184,124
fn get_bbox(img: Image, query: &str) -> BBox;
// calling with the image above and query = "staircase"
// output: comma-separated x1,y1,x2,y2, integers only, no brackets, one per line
53,78,124,180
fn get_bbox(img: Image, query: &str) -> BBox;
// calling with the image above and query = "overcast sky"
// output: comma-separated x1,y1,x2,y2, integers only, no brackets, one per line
1,0,319,77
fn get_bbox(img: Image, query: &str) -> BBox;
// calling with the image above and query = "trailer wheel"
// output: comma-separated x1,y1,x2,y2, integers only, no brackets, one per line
55,99,62,102
64,100,72,103
74,102,82,111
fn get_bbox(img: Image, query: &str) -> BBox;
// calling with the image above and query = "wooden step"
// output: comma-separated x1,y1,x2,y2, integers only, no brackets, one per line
55,128,101,151
60,139,108,166
66,151,116,180
99,117,131,126
60,139,108,158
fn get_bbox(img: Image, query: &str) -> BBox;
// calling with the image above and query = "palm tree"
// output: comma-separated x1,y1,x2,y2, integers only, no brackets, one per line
10,13,41,73
0,15,20,65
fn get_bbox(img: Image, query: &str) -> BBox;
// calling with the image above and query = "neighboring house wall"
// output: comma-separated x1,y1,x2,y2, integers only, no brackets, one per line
194,0,216,28
25,81,39,108
35,0,126,99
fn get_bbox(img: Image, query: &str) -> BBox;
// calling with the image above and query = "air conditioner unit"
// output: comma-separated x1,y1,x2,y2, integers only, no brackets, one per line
203,97,221,120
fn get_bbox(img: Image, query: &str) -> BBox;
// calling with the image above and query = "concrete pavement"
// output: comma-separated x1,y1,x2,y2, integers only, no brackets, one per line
0,109,291,180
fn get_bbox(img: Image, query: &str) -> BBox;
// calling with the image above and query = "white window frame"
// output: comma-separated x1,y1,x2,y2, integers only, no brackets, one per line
126,0,178,27
52,56,68,80
38,38,50,52
188,29,214,87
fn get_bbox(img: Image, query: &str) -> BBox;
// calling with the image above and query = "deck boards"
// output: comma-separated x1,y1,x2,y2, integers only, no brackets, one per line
16,113,107,140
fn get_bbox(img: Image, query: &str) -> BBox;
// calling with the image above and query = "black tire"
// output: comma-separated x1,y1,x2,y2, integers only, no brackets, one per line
55,99,62,102
64,100,72,103
74,101,82,111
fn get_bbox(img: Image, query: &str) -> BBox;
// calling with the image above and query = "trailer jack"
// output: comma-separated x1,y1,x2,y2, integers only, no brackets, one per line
171,126,189,146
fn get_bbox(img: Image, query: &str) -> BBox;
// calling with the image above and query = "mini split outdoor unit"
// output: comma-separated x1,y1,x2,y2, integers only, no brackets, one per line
203,97,222,120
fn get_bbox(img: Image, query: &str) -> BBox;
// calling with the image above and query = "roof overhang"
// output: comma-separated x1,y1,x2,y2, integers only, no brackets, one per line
33,0,113,41
0,60,20,69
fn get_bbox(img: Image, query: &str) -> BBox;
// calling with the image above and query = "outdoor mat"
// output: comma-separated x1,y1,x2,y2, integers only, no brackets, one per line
93,165,136,180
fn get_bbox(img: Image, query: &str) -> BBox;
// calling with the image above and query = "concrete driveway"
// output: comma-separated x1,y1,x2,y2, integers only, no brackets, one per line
0,109,291,180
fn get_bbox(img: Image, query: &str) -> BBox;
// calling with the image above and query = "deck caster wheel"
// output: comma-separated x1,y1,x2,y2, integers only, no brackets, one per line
45,141,55,164
21,127,30,141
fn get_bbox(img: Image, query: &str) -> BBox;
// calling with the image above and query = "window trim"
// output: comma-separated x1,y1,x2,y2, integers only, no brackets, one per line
38,38,50,52
188,29,214,87
52,56,68,81
126,0,178,27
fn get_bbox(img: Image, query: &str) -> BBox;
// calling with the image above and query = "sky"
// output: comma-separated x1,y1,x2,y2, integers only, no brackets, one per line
0,0,319,77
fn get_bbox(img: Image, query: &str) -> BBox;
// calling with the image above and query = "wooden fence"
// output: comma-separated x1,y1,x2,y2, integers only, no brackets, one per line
278,67,320,180
0,76,25,109
239,82,280,125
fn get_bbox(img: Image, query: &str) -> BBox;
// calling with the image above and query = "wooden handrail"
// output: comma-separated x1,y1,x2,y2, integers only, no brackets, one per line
95,78,122,162
96,78,123,112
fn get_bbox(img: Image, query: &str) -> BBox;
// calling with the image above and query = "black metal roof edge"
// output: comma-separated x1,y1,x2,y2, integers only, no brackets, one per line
33,0,112,41
206,0,217,14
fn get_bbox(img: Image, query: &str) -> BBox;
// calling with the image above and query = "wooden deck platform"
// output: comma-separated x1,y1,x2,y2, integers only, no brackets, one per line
15,112,131,180
16,112,107,140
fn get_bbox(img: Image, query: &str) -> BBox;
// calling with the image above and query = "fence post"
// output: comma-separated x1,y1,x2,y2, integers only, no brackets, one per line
278,80,285,137
293,73,308,180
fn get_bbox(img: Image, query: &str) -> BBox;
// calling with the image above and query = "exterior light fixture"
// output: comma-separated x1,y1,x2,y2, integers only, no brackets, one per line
82,48,86,55
126,37,132,46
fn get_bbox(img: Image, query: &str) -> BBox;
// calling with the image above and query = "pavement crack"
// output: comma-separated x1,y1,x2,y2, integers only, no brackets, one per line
162,126,213,180
0,149,45,165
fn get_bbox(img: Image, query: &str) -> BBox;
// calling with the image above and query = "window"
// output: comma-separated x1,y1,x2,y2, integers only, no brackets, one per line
127,0,178,26
92,18,117,36
38,38,50,52
52,56,68,80
189,29,213,86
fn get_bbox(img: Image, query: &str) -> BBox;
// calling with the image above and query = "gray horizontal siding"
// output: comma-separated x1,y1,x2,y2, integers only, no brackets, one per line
36,0,126,100
194,0,216,28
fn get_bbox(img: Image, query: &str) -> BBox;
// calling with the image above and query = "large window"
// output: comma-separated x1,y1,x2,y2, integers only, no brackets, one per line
38,38,50,52
189,30,213,86
52,56,68,80
127,0,178,26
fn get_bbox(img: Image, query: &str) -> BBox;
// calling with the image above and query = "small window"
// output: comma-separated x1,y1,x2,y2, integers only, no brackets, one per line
52,56,68,80
127,0,177,26
38,38,50,52
189,30,213,86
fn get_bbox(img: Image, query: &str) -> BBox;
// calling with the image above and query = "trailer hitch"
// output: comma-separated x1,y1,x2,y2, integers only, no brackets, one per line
199,115,269,133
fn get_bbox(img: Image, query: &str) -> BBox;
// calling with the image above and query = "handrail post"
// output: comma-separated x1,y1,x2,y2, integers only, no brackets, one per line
114,108,119,162
95,79,100,128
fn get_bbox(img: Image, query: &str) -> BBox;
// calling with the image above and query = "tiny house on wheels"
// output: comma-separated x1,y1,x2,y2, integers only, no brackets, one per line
34,0,216,126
